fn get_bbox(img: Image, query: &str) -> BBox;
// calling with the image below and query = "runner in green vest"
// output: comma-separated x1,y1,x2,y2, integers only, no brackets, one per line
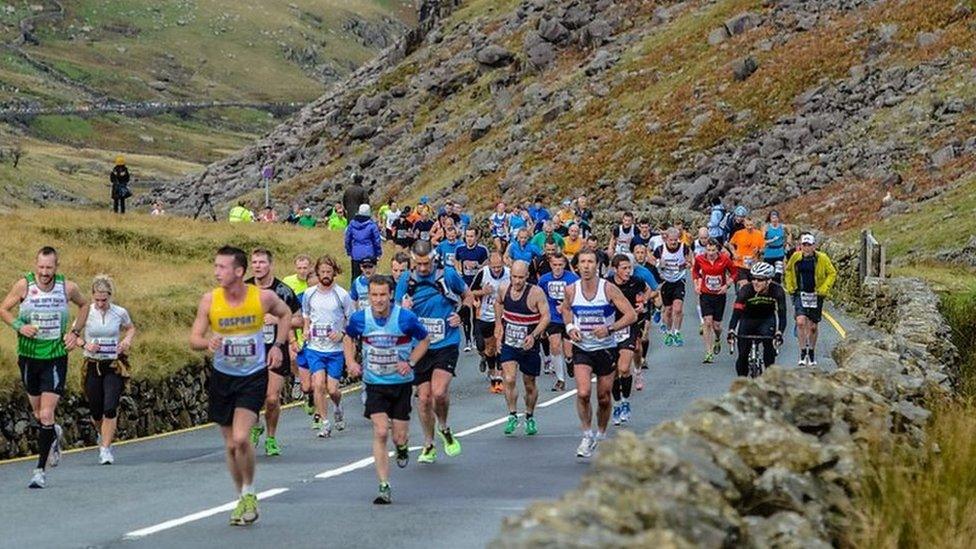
0,247,90,489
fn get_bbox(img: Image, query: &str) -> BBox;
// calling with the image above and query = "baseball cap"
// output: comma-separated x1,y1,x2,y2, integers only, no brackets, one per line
359,257,377,268
419,195,429,205
800,234,816,245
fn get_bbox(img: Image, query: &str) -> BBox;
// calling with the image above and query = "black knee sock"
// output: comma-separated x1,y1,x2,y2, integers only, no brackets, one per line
611,377,621,401
37,424,55,469
641,341,649,360
307,392,314,407
620,375,633,399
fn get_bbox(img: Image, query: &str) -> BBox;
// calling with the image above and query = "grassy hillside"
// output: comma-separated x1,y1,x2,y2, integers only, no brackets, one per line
0,209,367,397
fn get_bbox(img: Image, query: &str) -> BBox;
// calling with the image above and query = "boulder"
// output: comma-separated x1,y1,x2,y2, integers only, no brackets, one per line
538,18,569,43
732,57,759,81
724,11,760,36
476,44,514,67
708,27,729,46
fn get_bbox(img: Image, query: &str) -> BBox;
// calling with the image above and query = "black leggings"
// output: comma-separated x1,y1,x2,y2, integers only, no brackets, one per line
113,198,126,214
85,361,124,420
735,336,776,377
458,304,474,343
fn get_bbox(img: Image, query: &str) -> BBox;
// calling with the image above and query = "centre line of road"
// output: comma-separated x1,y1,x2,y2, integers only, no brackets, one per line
123,387,580,540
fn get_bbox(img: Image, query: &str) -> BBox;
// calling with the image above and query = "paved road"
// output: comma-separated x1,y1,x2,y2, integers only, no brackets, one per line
0,288,850,549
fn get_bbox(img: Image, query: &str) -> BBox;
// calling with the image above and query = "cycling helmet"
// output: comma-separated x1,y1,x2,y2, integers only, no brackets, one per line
734,205,749,217
750,262,775,280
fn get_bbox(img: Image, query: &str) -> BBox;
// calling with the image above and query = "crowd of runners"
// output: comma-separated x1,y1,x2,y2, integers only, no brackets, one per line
1,194,837,526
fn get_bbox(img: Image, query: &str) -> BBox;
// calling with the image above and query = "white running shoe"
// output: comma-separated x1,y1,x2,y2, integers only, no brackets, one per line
99,446,114,465
576,433,595,458
28,468,45,489
334,408,346,431
48,424,63,468
317,421,333,439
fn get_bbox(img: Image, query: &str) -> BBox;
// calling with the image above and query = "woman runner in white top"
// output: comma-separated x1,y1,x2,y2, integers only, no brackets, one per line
79,275,135,465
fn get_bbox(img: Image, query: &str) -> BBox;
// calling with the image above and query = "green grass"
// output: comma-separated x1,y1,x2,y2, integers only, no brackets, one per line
29,115,96,143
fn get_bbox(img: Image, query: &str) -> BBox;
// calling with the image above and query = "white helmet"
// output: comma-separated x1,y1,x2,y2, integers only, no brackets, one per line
750,262,775,280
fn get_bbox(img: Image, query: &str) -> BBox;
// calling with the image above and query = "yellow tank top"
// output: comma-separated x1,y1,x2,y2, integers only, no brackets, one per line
209,285,266,376
563,236,583,259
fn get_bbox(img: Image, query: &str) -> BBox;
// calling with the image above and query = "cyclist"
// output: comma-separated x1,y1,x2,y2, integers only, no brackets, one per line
727,262,786,377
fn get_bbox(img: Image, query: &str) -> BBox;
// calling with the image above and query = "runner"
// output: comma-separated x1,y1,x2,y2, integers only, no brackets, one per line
344,275,430,504
574,196,594,238
301,255,355,437
391,208,416,253
562,250,637,459
0,247,89,489
691,239,736,363
455,228,489,352
245,249,304,456
349,257,378,311
495,261,550,436
80,275,135,465
470,252,510,393
570,235,610,276
390,252,411,285
528,237,558,285
562,223,584,261
489,201,510,252
282,254,315,414
412,207,435,244
508,205,530,245
538,253,578,392
631,218,656,251
728,217,765,289
784,233,837,366
607,212,637,255
189,246,292,525
434,225,462,270
623,244,660,389
505,228,539,266
692,227,711,257
763,210,790,284
653,228,693,347
395,240,471,463
606,254,650,426
530,220,565,252
727,262,787,377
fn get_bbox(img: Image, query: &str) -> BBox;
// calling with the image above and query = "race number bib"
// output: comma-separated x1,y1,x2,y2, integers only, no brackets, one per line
30,312,62,340
462,262,479,277
578,312,611,344
396,229,410,240
420,317,445,344
705,275,722,292
613,326,631,343
366,347,399,376
800,292,819,309
504,323,528,348
547,281,566,301
615,243,629,254
92,337,118,359
309,323,335,345
222,337,257,360
262,324,276,345
419,231,430,241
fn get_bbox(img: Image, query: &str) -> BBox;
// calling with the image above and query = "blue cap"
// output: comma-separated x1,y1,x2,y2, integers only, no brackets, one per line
734,205,748,217
419,195,429,205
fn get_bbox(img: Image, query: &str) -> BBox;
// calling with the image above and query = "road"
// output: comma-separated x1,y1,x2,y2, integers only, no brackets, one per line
0,289,850,549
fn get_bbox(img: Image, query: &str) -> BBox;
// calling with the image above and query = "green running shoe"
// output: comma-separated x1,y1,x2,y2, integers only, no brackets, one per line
504,414,518,436
229,496,247,526
663,333,675,347
241,493,259,524
373,482,392,505
524,417,538,436
265,436,281,456
303,396,315,416
249,424,264,447
703,352,714,364
439,428,462,457
311,414,323,431
417,444,437,464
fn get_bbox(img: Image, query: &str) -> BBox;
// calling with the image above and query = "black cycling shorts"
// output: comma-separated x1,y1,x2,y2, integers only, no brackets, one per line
19,355,68,397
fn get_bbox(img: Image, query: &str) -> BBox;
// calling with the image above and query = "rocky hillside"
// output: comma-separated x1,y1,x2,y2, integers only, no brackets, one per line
148,0,974,223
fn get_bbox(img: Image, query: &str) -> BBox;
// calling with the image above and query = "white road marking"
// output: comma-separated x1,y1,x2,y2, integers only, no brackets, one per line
121,389,579,539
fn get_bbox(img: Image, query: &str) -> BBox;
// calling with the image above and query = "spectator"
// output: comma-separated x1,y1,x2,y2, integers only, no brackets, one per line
341,173,368,221
259,205,278,223
326,203,348,231
285,204,302,224
228,200,254,223
110,156,131,214
297,208,317,228
345,204,383,279
150,201,165,216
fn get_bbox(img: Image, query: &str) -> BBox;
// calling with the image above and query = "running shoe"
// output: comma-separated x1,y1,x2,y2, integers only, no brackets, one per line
808,352,818,367
674,332,684,347
49,424,63,468
576,433,595,458
524,417,538,436
28,468,45,489
612,405,622,426
265,436,281,457
249,424,264,447
229,497,247,526
543,358,553,375
417,444,437,464
663,333,675,347
395,445,409,468
334,407,346,431
360,390,367,406
635,370,645,391
373,482,392,505
317,420,332,439
620,401,631,423
312,414,323,431
241,493,259,524
504,414,519,436
99,446,114,465
652,309,662,324
439,428,462,457
291,380,303,400
479,358,487,373
659,323,668,334
302,397,315,416
551,380,566,392
464,342,472,353
703,352,714,364
699,323,704,336
713,340,722,355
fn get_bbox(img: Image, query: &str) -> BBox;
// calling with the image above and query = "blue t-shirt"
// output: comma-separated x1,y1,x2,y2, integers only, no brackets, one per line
507,240,539,263
349,274,370,309
538,270,580,325
508,214,528,239
346,306,428,385
435,239,462,269
764,225,786,261
394,268,468,350
633,264,660,291
455,243,489,284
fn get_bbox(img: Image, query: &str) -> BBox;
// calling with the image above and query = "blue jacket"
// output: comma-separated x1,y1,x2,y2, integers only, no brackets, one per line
345,215,382,261
707,205,726,239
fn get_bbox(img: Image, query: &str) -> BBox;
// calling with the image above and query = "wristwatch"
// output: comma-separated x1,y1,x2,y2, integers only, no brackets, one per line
274,341,287,351
71,328,82,337
408,359,417,369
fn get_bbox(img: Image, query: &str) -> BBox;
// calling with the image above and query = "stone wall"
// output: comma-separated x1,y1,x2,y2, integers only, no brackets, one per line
493,275,956,547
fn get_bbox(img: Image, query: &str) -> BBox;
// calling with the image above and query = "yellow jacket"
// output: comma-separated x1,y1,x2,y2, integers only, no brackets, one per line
229,206,254,223
784,250,837,296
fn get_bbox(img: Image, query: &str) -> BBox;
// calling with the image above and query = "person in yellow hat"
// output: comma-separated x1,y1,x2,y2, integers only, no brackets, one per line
110,156,131,214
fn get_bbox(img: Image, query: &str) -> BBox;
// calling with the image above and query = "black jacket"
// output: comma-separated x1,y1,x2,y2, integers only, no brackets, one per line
342,184,368,220
110,166,130,199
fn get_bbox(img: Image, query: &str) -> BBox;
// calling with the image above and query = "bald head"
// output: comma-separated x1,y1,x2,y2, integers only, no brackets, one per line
511,260,529,289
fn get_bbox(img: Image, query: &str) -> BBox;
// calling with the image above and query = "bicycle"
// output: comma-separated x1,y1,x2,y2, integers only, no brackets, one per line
728,333,781,378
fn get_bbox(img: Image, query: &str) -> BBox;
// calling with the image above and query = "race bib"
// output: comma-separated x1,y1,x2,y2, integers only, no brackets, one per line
504,323,528,348
420,317,445,344
462,262,479,277
548,281,566,301
774,260,784,274
92,337,118,359
396,229,410,240
442,253,455,266
309,323,335,345
662,259,680,275
613,326,631,343
615,243,629,254
578,312,611,343
366,347,399,376
705,275,722,292
262,324,276,345
30,311,61,340
800,292,819,309
222,336,257,360
419,231,430,241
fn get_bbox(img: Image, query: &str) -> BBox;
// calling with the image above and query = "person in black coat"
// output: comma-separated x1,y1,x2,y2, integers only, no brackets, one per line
341,173,369,222
110,156,131,214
